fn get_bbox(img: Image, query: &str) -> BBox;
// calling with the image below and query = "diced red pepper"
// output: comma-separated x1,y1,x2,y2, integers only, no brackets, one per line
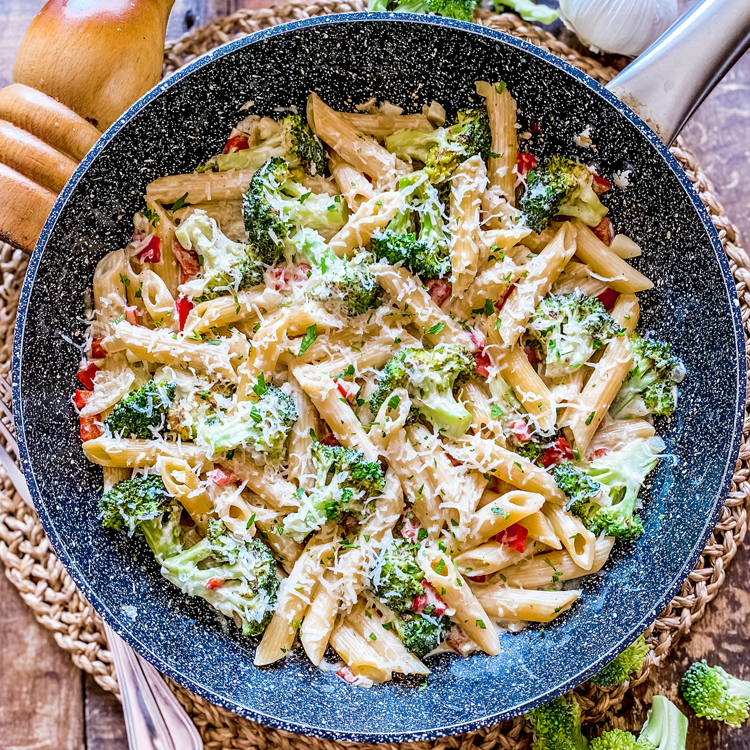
539,436,575,468
335,378,353,403
467,574,487,583
77,360,99,390
524,345,540,365
321,433,340,447
425,278,452,307
597,288,620,311
401,515,420,543
590,447,611,459
271,264,310,291
90,338,107,359
206,577,224,590
174,295,194,332
413,580,449,616
473,350,492,378
124,306,139,326
173,239,201,284
222,135,249,154
592,216,614,246
509,419,533,443
469,328,486,354
208,467,238,486
495,284,516,311
516,152,537,178
79,414,103,442
495,523,528,553
137,235,162,264
74,389,93,410
592,173,612,195
336,666,358,684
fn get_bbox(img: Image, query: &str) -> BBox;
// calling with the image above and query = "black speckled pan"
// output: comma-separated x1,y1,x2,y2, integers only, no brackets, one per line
12,14,746,742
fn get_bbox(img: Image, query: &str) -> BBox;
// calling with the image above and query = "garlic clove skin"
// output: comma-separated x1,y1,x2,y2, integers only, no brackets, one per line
558,0,679,57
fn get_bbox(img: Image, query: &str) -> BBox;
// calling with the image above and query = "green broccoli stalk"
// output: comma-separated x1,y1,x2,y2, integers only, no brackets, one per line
590,635,649,686
282,441,386,541
105,381,177,440
590,729,640,750
175,209,264,301
552,462,602,510
681,661,750,727
197,384,297,462
520,155,608,233
370,537,425,612
370,170,451,279
573,439,664,540
394,612,447,658
368,0,477,21
528,291,623,379
385,108,491,184
99,475,182,560
610,335,685,419
242,157,347,265
215,114,326,175
160,518,280,636
369,344,474,439
291,228,383,316
494,0,557,24
526,695,587,750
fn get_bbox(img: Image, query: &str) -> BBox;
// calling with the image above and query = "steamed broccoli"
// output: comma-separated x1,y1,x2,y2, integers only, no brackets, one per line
394,612,447,658
368,0,477,21
370,170,451,279
528,292,623,379
520,155,608,233
590,730,640,750
292,228,383,316
215,114,326,175
282,440,386,541
105,380,177,440
681,661,750,727
526,695,587,750
175,210,264,301
552,462,602,510
160,518,280,636
369,344,474,439
385,108,491,184
370,538,425,612
572,439,664,540
494,0,558,24
590,635,649,686
242,157,347,265
610,335,685,419
197,384,297,462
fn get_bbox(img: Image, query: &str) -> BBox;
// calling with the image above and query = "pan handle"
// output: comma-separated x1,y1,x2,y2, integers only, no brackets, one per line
606,0,750,146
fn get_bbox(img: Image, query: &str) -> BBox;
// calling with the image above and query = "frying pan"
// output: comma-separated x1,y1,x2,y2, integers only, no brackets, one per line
11,3,750,741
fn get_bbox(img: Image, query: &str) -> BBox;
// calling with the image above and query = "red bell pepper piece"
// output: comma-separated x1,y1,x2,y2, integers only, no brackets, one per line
136,235,162,263
79,415,103,442
222,135,249,154
76,360,99,390
174,296,194,332
539,437,575,468
495,523,528,553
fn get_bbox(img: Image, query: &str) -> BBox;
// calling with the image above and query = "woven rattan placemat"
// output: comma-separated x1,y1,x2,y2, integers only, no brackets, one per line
1,3,749,746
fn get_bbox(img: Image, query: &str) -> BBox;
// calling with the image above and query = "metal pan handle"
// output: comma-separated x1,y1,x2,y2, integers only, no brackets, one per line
606,0,750,145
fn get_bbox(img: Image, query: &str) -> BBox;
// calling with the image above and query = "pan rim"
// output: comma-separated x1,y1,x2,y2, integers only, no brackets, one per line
12,12,746,742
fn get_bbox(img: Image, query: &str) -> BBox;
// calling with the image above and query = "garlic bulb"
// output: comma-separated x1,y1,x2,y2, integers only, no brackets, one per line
558,0,679,57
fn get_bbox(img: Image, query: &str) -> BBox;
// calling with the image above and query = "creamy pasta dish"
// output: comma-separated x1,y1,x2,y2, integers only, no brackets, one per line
75,81,684,686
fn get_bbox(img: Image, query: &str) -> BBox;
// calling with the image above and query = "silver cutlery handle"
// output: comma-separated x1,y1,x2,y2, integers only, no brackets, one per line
606,0,750,145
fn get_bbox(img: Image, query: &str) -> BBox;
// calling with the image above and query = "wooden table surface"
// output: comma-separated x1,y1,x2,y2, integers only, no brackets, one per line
1,1,749,748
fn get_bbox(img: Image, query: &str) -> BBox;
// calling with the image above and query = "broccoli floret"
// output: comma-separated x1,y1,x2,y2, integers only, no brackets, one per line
368,0,477,20
493,0,558,23
370,170,451,279
369,344,474,439
573,439,663,540
105,381,177,440
395,612,447,658
291,228,383,316
197,384,297,462
385,107,491,184
175,210,264,301
282,441,386,541
370,538,425,612
610,335,685,419
526,695,587,750
552,462,602,510
638,696,688,750
590,635,649,686
528,292,623,379
99,475,182,560
520,155,608,233
242,157,347,265
681,661,750,727
160,518,280,636
590,729,640,750
215,114,326,175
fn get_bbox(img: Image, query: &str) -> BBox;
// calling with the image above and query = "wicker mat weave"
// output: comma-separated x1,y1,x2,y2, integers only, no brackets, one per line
0,3,749,747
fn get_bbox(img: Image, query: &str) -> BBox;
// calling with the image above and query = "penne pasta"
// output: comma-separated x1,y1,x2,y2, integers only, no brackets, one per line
471,586,580,623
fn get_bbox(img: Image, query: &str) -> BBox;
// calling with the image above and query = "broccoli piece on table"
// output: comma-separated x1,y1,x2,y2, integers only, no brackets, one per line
590,729,640,750
369,344,474,439
520,155,608,233
175,209,264,301
590,634,649,686
552,462,602,510
385,107,490,184
395,612,448,658
573,439,663,540
291,228,383,316
610,334,685,419
528,291,623,379
242,157,347,265
99,475,182,560
197,384,297,462
282,440,386,541
526,695,587,750
160,518,280,636
368,0,477,20
370,537,425,612
370,170,451,279
105,381,177,440
681,661,750,727
216,114,326,175
493,0,558,24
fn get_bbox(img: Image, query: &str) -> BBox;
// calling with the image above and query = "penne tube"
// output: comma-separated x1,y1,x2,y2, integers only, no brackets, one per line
472,586,580,622
454,541,529,577
83,437,211,471
587,417,655,459
102,466,130,492
93,249,129,324
145,198,181,298
460,381,505,439
543,505,596,571
138,269,176,328
610,234,642,260
468,490,546,544
222,455,298,511
340,111,433,137
328,152,373,212
255,519,303,574
451,258,522,321
183,287,282,333
518,511,562,549
321,334,418,377
146,169,255,205
156,456,212,531
287,373,317,490
300,571,338,665
329,623,390,683
551,260,608,298
329,191,402,258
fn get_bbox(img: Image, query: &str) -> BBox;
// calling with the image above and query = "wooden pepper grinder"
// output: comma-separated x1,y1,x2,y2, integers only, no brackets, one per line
0,0,176,252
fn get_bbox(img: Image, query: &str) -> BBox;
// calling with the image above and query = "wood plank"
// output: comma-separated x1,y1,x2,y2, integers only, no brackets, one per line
84,673,129,750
